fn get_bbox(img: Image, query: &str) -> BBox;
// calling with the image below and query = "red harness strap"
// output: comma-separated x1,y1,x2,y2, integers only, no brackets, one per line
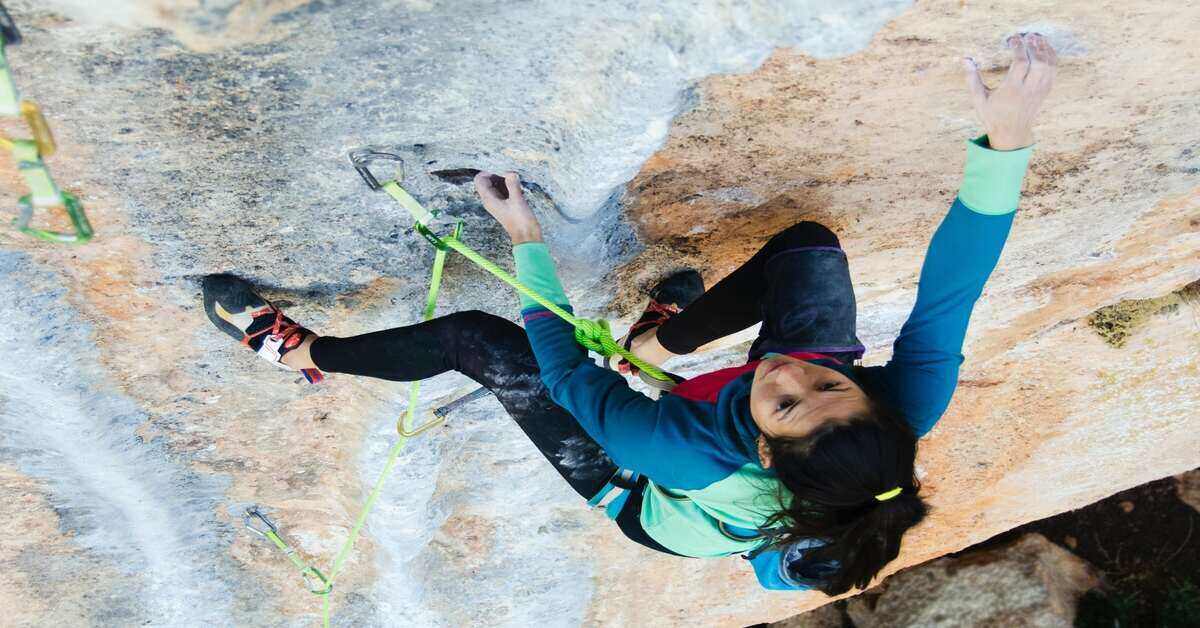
669,352,841,402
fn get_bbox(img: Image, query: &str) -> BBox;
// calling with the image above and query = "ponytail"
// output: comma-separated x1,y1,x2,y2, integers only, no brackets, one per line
762,401,927,595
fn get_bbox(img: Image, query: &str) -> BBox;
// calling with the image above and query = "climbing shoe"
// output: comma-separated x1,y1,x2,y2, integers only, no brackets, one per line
609,269,704,388
202,274,324,384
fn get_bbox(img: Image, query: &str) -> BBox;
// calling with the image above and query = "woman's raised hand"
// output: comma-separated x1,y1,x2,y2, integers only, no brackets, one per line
965,32,1058,151
474,170,544,244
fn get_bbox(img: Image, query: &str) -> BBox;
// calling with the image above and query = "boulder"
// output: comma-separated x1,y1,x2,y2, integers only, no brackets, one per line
845,534,1098,628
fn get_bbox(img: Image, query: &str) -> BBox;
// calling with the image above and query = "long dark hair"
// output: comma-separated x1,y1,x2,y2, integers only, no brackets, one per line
761,398,927,595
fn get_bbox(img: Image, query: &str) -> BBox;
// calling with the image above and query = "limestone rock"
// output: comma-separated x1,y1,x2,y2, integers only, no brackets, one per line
0,0,1197,626
845,534,1099,628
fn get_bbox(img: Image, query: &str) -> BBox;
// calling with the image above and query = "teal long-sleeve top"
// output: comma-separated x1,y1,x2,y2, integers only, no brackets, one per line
513,135,1033,588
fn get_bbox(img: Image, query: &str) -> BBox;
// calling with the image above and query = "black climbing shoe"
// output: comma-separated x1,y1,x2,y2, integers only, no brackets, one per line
202,274,324,384
609,269,704,387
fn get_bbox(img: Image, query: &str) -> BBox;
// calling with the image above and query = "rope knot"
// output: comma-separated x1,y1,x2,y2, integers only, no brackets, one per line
572,318,615,355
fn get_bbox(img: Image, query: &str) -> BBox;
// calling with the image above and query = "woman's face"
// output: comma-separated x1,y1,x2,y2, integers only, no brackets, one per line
750,354,870,442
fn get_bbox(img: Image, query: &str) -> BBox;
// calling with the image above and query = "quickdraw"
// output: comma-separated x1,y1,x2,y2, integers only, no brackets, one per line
0,4,93,244
244,507,332,595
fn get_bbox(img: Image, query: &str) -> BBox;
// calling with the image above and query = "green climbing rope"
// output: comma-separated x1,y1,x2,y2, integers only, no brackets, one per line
244,227,452,626
244,508,332,595
381,180,674,384
314,231,457,627
398,221,461,437
317,437,407,627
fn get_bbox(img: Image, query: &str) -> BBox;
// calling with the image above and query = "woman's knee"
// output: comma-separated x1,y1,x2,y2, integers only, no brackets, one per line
439,309,536,368
768,221,841,251
442,309,509,331
440,310,526,350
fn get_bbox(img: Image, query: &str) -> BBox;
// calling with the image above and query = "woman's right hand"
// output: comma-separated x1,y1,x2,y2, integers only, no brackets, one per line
964,32,1057,151
474,170,544,244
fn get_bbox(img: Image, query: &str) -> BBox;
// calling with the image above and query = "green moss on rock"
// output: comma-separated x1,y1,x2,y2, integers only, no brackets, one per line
1088,280,1200,347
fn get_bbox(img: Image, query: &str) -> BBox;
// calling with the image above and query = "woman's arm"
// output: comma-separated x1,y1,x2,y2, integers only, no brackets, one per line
859,187,1020,437
861,33,1058,436
473,172,739,489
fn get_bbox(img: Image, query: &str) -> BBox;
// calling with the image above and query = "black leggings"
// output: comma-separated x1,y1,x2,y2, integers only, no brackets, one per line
657,221,863,361
310,310,675,553
309,221,858,553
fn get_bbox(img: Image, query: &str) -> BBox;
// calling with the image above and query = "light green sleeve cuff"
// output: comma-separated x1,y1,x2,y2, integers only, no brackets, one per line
958,135,1034,215
513,242,569,309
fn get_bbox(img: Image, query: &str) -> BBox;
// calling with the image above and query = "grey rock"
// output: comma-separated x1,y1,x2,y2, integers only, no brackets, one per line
0,0,909,625
845,534,1099,628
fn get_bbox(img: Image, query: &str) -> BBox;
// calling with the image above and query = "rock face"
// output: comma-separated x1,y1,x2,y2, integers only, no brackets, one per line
1178,469,1200,514
0,0,1196,626
844,534,1099,628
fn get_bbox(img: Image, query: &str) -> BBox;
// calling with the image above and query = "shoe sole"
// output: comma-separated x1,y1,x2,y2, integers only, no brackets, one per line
202,274,268,343
651,269,704,309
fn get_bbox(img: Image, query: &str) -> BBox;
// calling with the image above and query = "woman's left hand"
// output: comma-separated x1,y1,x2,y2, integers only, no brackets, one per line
964,32,1058,151
475,170,544,244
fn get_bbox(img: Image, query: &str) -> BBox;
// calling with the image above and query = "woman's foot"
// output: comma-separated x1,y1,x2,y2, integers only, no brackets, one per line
202,274,324,383
612,269,704,376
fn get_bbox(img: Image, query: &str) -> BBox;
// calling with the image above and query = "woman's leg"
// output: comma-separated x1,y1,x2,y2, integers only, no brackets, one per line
310,310,618,499
655,222,863,361
315,312,685,556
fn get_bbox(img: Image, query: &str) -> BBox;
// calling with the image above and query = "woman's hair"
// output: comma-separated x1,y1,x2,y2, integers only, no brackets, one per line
761,396,927,595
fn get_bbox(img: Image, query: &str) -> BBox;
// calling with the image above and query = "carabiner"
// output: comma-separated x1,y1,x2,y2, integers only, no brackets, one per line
0,3,21,46
15,191,93,244
302,566,333,596
244,507,279,538
397,412,446,438
244,507,334,595
414,222,449,251
348,148,405,191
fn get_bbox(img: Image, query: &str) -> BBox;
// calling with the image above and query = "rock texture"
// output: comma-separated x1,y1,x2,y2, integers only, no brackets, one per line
844,534,1098,628
1178,469,1200,514
771,603,850,628
0,0,1197,626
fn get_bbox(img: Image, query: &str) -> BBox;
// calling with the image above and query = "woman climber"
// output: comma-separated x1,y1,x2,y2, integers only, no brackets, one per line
204,33,1057,594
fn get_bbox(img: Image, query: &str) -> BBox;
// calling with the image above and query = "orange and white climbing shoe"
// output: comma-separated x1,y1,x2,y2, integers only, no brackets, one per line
202,274,324,384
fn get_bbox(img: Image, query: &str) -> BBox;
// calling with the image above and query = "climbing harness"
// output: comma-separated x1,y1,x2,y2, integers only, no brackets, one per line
248,148,676,625
587,468,641,519
0,4,93,244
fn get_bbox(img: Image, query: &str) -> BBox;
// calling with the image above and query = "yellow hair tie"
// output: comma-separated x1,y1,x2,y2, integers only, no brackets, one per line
874,487,903,502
